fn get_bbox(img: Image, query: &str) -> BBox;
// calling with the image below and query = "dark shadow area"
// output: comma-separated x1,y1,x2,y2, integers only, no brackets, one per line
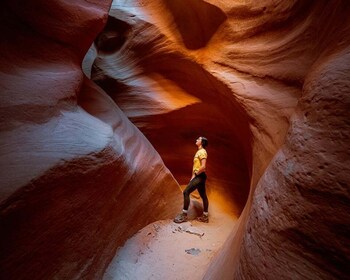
163,0,227,49
95,16,131,54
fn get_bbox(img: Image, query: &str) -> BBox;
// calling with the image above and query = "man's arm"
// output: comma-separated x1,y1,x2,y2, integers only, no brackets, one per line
195,158,207,175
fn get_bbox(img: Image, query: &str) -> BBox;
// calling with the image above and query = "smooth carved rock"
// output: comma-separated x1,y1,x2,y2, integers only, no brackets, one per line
235,48,350,280
0,0,181,279
1,0,350,279
203,1,350,279
92,6,253,215
163,0,227,49
94,1,350,279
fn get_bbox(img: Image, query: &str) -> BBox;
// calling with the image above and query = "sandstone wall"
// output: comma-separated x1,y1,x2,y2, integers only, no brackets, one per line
1,0,349,279
0,1,181,279
202,1,350,279
91,0,350,279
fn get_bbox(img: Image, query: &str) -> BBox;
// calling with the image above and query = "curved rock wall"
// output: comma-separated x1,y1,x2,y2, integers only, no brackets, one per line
0,1,181,279
91,1,254,214
91,0,312,215
235,46,350,280
91,0,350,279
202,1,350,279
1,0,349,279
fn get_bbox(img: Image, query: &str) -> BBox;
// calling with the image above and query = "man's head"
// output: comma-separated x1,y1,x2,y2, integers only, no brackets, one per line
199,136,208,148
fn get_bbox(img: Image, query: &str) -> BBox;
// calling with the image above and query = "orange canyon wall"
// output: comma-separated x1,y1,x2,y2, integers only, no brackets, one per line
1,0,349,279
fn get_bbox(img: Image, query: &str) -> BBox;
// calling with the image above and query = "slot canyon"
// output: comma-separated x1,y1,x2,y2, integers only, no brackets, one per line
0,0,349,279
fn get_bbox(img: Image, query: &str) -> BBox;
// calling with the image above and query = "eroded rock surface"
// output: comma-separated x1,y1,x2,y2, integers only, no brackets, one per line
0,1,181,279
234,46,350,280
92,1,350,279
1,0,349,279
91,1,254,216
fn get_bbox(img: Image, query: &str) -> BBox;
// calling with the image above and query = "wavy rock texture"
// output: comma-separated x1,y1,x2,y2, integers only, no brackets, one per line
0,1,181,279
91,2,254,216
90,0,350,279
234,48,350,280
1,0,350,279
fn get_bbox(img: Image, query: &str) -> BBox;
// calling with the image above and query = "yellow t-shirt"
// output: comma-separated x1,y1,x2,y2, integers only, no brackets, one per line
193,148,207,174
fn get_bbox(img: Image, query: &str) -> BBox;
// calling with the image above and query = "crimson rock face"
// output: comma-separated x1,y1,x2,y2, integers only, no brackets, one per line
234,49,350,280
0,1,181,279
1,0,350,279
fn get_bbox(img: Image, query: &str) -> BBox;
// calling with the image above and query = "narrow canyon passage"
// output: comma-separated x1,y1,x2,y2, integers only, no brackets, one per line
89,2,254,216
85,4,255,277
1,0,349,279
86,1,350,279
91,58,252,279
89,4,254,276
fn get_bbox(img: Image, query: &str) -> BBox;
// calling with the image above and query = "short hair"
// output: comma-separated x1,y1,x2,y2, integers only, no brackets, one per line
200,137,208,148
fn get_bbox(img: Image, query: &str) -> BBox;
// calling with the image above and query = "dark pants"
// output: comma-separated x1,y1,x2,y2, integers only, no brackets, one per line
183,173,208,212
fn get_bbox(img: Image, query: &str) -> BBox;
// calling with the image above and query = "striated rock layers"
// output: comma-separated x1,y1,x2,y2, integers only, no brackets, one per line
1,0,349,279
91,0,350,279
234,45,350,280
0,1,181,279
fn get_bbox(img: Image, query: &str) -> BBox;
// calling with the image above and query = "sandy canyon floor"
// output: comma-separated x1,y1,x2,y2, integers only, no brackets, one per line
104,188,237,280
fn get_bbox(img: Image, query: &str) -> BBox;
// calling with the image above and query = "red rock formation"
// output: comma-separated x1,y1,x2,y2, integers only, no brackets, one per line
1,0,349,279
203,1,350,279
233,44,350,280
0,1,181,279
163,0,227,49
92,4,253,215
92,0,350,279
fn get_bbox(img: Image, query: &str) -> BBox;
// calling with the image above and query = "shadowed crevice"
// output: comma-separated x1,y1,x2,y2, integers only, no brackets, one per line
163,0,227,49
95,16,132,54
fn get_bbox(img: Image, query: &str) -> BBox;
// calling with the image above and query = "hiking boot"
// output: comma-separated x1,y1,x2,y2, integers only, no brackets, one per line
174,213,188,223
197,214,209,223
